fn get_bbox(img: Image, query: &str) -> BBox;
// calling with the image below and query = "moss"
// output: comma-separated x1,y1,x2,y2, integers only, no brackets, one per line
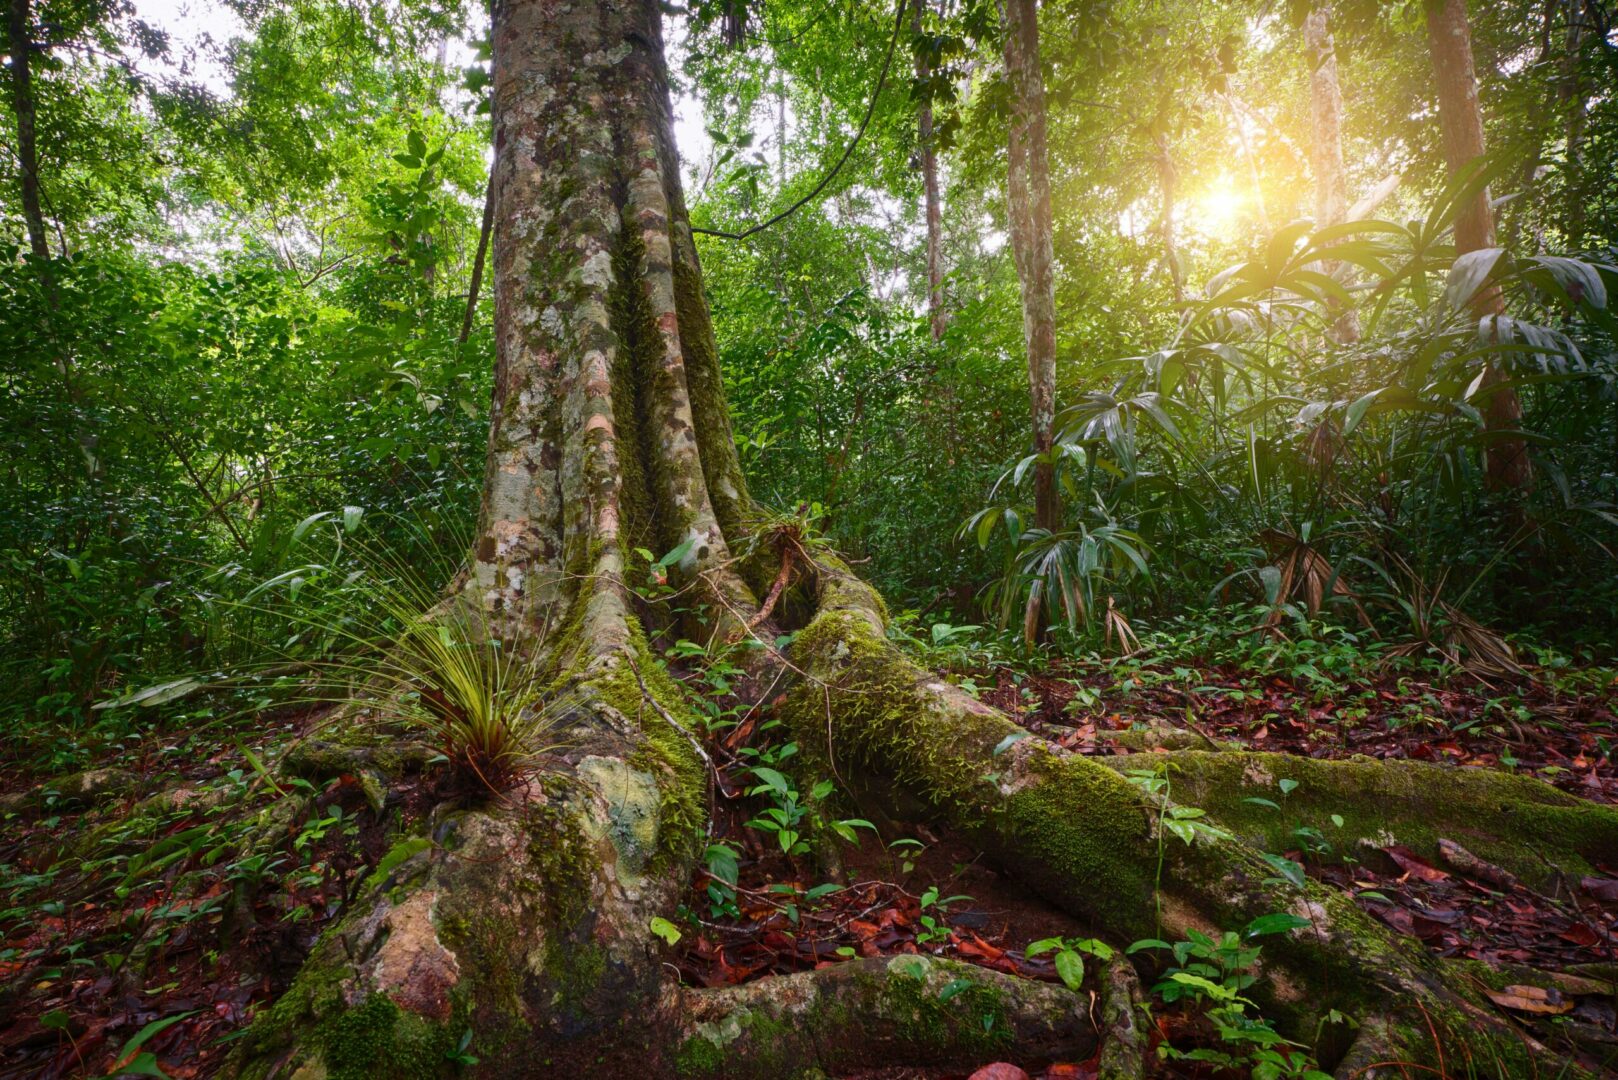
673,1008,800,1079
674,1033,726,1077
670,237,749,540
781,608,991,811
1107,750,1618,882
584,625,708,874
607,228,660,558
783,605,1161,934
876,964,1013,1058
323,993,457,1080
996,754,1159,938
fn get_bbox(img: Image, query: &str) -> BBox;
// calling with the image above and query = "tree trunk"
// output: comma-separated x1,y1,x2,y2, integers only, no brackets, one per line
458,164,496,346
6,0,49,260
1002,0,1058,536
1425,0,1533,497
1558,0,1588,249
225,1,1614,1075
914,0,949,341
1303,0,1360,343
1152,131,1184,308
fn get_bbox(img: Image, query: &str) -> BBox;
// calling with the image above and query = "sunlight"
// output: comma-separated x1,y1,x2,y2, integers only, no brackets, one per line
1189,173,1249,240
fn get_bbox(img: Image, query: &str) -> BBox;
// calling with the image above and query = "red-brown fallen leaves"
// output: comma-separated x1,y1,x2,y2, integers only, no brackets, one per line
983,660,1618,803
1312,849,1618,974
968,1065,1031,1080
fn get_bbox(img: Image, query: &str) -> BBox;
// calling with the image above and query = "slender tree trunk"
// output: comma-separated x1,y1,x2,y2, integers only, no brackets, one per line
1425,0,1532,496
459,164,496,346
1152,131,1184,308
1503,0,1558,251
1558,0,1588,248
914,0,948,340
1002,0,1058,536
1304,0,1361,343
6,0,49,259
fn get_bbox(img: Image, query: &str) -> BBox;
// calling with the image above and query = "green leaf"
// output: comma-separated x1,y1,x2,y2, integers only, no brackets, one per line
747,767,790,795
105,1011,197,1078
1443,247,1504,312
1244,912,1310,937
109,1052,171,1078
649,916,682,946
1260,853,1306,889
889,955,929,980
1025,936,1063,957
363,836,431,892
94,677,203,711
1054,948,1085,991
992,732,1030,757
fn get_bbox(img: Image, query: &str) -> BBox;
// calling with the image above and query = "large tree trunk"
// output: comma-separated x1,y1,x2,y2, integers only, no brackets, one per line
225,0,1617,1075
6,0,49,260
1425,0,1532,496
914,0,949,341
1303,0,1361,343
1002,0,1058,536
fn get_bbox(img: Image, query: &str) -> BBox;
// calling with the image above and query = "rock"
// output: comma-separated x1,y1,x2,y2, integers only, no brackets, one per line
969,1065,1031,1080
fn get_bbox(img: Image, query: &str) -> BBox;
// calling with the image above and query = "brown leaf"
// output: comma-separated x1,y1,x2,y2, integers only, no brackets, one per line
1558,923,1601,948
1580,876,1618,903
1483,985,1573,1015
969,1065,1031,1080
1383,845,1449,882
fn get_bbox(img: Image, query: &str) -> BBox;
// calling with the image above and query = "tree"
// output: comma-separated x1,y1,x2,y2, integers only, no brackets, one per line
222,0,1618,1075
5,0,49,259
1425,0,1532,495
1303,0,1360,342
1001,0,1058,538
914,0,949,340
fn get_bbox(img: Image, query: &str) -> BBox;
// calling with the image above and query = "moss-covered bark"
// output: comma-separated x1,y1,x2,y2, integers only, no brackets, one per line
1102,748,1618,883
779,563,1603,1075
674,955,1095,1079
228,636,710,1078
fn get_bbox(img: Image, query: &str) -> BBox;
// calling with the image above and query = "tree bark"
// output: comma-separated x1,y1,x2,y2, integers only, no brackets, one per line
6,0,48,260
914,0,949,340
1152,131,1184,308
1303,0,1361,343
224,1,1613,1075
1425,0,1533,496
1558,0,1589,249
1002,0,1058,536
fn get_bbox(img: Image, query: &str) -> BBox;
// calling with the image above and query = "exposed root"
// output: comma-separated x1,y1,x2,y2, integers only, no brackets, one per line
1099,748,1618,885
673,954,1096,1078
780,555,1615,1075
1096,955,1147,1080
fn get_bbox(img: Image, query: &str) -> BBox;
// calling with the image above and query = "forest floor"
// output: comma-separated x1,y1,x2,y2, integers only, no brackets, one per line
0,652,1614,1078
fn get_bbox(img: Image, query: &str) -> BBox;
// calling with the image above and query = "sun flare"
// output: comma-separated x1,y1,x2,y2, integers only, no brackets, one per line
1191,173,1249,239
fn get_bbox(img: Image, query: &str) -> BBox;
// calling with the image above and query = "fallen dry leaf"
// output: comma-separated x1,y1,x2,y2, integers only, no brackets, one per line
1484,985,1574,1015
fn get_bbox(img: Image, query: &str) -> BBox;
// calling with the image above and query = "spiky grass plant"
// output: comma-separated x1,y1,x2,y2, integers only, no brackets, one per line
380,600,569,790
204,512,572,794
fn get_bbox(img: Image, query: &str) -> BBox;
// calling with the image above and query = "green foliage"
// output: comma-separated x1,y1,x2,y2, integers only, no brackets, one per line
1129,920,1329,1079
